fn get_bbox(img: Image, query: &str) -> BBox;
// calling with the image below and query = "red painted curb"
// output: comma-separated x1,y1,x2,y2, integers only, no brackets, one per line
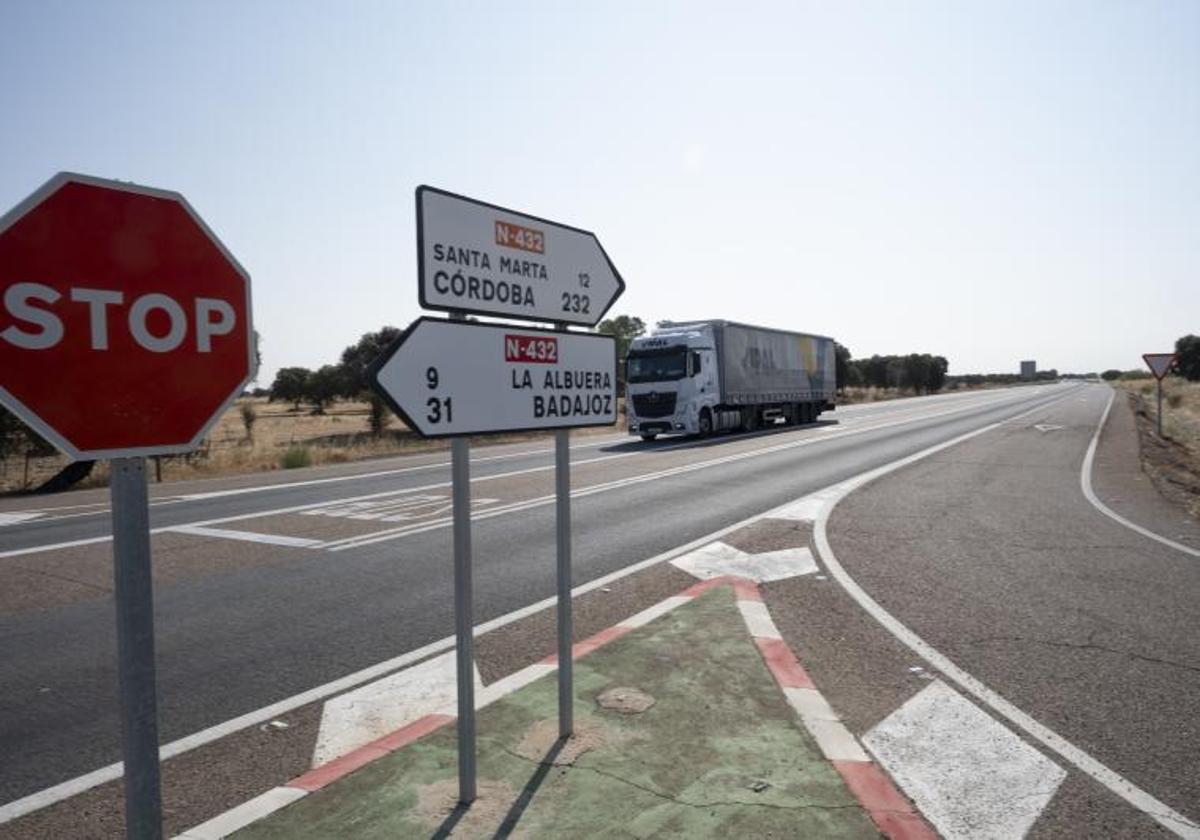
288,713,454,792
680,575,736,597
276,574,937,840
737,576,938,840
754,637,815,689
833,761,917,815
869,810,941,840
289,744,389,793
541,623,635,664
731,577,762,602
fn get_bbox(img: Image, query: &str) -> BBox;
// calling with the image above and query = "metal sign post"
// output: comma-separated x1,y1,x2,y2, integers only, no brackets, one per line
1158,382,1164,437
375,185,624,806
1142,353,1176,438
450,310,477,804
111,457,163,840
554,323,574,739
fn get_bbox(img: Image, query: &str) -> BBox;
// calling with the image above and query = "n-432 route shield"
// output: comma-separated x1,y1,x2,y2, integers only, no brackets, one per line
416,186,624,327
369,318,617,437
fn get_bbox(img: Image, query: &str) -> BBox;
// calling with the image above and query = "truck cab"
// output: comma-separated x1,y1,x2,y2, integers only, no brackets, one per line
625,320,836,441
625,326,718,440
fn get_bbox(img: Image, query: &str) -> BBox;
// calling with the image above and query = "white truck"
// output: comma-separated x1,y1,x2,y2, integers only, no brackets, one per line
625,320,836,441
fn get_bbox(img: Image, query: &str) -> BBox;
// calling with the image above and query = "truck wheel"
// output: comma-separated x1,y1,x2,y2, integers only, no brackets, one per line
699,408,713,438
640,433,658,442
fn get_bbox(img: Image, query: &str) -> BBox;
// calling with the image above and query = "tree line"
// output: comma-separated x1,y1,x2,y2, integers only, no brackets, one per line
267,327,401,435
834,344,950,394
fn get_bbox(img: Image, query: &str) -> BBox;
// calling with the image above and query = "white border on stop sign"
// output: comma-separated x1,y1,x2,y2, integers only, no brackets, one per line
0,171,256,460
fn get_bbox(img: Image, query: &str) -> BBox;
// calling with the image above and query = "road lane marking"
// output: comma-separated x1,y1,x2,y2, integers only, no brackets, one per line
0,387,1032,528
323,390,1037,552
311,652,482,767
811,385,1200,837
0,499,789,826
863,680,1067,840
174,434,630,501
302,495,499,522
0,512,42,526
670,541,817,581
1,388,1036,560
174,786,306,840
0,385,1070,825
166,525,326,549
0,435,632,527
1081,389,1200,558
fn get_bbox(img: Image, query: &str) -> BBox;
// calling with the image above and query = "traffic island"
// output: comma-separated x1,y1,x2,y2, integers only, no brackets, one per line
229,587,883,839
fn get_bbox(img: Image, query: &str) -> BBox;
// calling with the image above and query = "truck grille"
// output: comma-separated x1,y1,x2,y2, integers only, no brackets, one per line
632,392,676,418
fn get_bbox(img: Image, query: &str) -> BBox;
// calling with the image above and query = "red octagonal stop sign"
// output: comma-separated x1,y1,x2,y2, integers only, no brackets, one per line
0,172,254,459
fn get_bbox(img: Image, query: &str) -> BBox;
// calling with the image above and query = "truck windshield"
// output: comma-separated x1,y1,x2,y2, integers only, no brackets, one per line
627,348,688,383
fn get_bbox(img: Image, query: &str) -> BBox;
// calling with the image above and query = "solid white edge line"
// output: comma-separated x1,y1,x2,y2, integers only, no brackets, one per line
0,384,1064,825
171,785,307,840
811,385,1200,837
1081,388,1200,558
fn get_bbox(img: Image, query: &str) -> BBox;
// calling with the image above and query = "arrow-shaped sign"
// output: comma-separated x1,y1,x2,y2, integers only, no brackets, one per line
416,186,624,327
1142,353,1175,381
1033,423,1065,433
370,318,617,438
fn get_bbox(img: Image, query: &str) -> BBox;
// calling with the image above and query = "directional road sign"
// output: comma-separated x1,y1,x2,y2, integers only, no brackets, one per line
416,186,624,326
370,318,617,437
1142,353,1175,381
0,172,254,459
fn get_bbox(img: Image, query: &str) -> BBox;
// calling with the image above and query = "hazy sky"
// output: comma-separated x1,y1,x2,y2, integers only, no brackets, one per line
2,1,1196,382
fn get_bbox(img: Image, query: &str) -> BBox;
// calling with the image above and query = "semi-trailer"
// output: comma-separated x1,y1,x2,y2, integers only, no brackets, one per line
625,320,836,441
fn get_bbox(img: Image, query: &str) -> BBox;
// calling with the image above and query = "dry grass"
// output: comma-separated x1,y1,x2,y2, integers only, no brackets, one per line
1118,378,1200,451
837,383,1002,404
1116,378,1200,518
0,397,625,493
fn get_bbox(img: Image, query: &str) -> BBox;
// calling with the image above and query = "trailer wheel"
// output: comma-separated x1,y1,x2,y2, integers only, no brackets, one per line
699,408,713,438
800,402,813,423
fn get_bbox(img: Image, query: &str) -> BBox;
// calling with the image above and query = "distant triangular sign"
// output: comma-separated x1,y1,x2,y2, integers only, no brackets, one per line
1142,353,1175,381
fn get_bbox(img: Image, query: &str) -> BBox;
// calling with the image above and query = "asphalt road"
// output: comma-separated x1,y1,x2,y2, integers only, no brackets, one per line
0,384,1076,806
787,384,1200,836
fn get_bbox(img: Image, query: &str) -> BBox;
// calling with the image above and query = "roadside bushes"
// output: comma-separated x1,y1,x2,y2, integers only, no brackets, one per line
281,445,312,469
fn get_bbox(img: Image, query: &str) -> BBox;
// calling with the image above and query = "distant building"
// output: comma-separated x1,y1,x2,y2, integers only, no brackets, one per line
1020,360,1036,380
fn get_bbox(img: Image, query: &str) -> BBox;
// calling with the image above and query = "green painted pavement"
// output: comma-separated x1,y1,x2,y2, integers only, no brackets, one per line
234,587,880,839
